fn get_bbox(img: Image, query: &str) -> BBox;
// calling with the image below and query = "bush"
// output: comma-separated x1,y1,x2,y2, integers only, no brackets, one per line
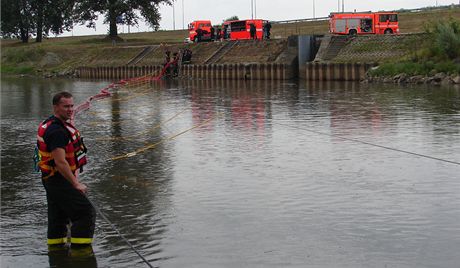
3,47,46,64
425,19,460,60
369,60,459,77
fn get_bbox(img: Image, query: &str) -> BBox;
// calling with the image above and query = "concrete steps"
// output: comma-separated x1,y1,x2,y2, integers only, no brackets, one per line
204,41,239,65
314,35,349,62
126,46,157,66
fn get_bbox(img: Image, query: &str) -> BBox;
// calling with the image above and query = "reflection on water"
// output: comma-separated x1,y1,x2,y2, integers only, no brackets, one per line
1,77,460,267
48,245,97,268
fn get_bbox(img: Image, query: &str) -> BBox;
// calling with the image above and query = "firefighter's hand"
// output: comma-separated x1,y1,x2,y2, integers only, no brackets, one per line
74,182,88,194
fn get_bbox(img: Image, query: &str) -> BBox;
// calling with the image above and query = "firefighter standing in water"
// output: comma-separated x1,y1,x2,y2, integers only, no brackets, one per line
37,91,96,250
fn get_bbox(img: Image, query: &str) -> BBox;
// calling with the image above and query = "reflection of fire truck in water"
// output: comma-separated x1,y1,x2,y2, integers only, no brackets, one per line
222,19,265,40
188,20,212,42
329,12,399,35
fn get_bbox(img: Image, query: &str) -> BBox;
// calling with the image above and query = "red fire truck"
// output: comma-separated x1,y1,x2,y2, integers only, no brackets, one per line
188,20,212,42
222,19,265,40
329,12,399,35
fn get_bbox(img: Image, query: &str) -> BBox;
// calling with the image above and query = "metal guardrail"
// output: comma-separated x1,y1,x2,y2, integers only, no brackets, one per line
272,17,329,25
271,4,460,25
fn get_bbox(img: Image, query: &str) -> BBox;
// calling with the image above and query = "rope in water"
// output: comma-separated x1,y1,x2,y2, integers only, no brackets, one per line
84,196,154,268
96,107,190,142
69,64,180,268
274,121,460,166
110,115,218,161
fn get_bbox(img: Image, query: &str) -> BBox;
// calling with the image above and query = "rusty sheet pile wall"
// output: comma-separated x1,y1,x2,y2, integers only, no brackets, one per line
77,63,295,80
305,62,376,81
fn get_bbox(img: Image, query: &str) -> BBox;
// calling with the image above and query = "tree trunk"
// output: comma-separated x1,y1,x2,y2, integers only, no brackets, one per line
108,1,118,38
17,1,29,43
20,28,29,43
36,2,43,43
109,15,118,37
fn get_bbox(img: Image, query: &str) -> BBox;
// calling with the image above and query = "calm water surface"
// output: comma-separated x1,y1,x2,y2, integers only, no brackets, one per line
1,77,460,268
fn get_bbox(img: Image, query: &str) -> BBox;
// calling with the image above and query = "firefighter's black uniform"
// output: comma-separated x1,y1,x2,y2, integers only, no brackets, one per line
38,117,96,245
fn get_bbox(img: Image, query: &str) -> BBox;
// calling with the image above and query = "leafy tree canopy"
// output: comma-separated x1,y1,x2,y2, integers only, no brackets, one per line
224,16,239,22
74,0,171,38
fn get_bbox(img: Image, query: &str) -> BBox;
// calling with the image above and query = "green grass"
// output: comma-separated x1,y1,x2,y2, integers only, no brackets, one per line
1,65,36,74
2,46,46,63
369,60,460,76
1,6,459,76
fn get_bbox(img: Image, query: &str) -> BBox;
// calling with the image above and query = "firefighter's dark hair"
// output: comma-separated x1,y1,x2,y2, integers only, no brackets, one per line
52,91,73,105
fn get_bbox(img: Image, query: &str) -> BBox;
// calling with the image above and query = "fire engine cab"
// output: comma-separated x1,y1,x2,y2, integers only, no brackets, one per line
222,19,265,40
329,12,399,35
188,20,212,42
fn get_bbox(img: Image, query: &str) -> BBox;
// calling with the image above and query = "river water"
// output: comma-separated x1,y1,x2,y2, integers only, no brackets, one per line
1,77,459,268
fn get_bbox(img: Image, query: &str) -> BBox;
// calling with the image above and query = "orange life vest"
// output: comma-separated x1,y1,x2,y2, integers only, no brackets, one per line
36,117,87,179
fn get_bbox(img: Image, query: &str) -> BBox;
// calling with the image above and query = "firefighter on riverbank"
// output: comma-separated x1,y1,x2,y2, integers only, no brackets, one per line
250,23,257,40
36,91,96,250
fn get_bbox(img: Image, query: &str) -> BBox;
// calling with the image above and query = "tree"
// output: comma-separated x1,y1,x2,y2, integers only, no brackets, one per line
224,16,239,22
74,0,171,39
1,0,34,43
1,0,75,43
34,0,75,42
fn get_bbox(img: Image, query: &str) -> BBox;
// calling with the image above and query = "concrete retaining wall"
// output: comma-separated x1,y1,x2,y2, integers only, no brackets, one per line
77,63,295,80
305,62,375,81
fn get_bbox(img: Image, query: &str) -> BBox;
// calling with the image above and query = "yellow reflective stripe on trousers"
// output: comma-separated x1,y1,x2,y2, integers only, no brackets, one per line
47,237,67,245
70,237,93,244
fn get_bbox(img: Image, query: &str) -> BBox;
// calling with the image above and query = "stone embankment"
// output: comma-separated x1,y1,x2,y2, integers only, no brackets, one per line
311,34,459,85
76,38,298,80
363,72,460,85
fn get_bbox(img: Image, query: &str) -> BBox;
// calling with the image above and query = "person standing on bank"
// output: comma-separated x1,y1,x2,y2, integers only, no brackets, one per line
263,21,272,39
250,23,257,40
37,91,96,248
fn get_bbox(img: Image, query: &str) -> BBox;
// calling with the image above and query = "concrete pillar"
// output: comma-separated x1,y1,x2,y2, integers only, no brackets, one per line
317,62,323,81
212,64,217,80
359,63,367,81
232,64,237,80
235,64,241,80
343,63,350,81
221,64,226,80
352,63,359,81
334,63,345,81
216,65,221,80
283,63,288,80
196,65,203,79
328,63,334,81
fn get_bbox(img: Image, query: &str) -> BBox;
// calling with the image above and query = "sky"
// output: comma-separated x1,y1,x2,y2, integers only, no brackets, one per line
62,0,459,36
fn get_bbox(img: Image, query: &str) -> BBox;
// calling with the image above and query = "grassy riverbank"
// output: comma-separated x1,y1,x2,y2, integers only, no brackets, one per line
369,18,460,77
1,6,459,76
